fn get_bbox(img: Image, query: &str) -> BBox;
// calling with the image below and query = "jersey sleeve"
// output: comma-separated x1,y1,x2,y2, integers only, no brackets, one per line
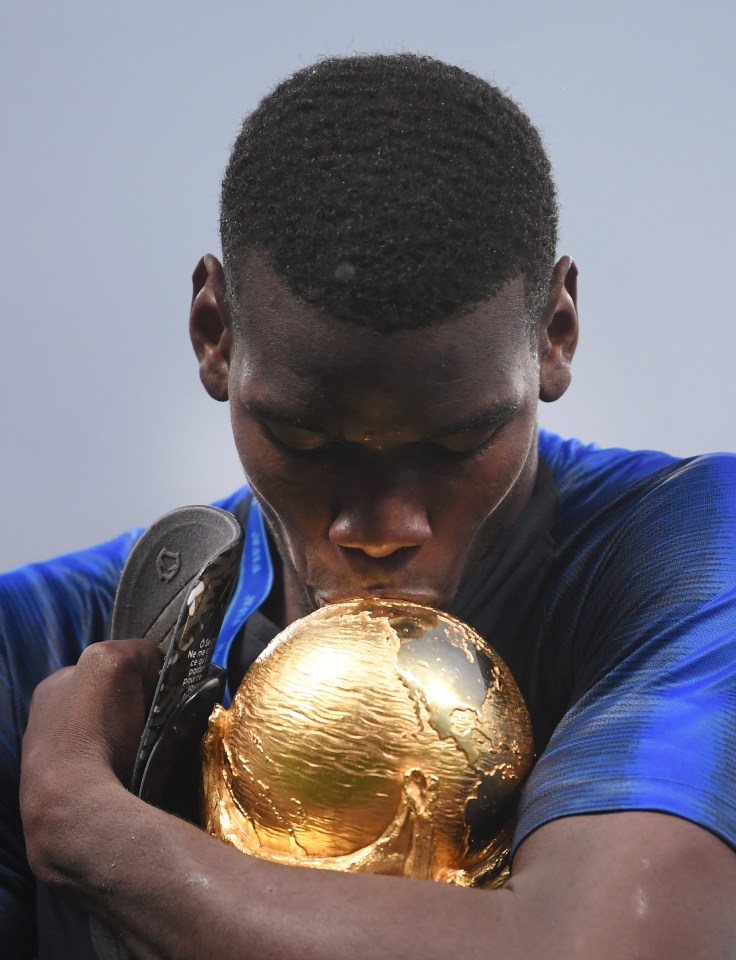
0,532,136,957
514,453,736,854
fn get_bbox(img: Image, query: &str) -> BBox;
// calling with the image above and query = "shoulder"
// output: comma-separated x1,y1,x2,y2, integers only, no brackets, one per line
540,428,736,539
540,434,736,695
540,431,736,595
0,531,137,645
0,531,139,746
520,434,736,855
0,486,253,719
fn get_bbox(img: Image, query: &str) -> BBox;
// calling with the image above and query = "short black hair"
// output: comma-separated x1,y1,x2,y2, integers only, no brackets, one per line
220,53,558,332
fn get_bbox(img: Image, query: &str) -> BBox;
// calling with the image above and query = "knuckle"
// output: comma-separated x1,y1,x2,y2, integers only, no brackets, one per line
78,638,143,673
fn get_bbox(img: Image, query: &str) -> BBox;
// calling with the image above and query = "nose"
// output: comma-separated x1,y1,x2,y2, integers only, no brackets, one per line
328,482,432,558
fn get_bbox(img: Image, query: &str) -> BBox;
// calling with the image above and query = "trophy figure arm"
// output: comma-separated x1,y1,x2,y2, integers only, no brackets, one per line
21,639,736,960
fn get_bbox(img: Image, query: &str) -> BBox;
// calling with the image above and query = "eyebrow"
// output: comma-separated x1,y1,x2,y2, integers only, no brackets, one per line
428,401,521,438
245,400,328,433
246,398,521,438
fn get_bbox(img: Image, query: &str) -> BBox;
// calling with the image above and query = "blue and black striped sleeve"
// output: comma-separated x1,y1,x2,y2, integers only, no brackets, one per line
0,532,136,956
515,454,736,854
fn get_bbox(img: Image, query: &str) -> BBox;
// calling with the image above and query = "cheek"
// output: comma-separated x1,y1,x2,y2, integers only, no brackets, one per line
436,412,538,535
230,416,338,540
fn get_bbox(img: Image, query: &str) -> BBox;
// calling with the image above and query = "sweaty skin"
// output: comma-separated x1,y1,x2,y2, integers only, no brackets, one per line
19,254,736,960
192,251,577,623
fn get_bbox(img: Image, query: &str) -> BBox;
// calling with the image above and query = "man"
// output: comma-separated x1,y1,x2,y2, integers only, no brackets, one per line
5,53,736,958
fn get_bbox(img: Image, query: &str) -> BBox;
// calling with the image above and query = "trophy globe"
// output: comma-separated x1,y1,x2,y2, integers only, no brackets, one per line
202,599,534,887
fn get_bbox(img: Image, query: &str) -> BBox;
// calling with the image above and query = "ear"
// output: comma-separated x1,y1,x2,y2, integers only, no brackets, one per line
538,256,579,403
189,254,233,402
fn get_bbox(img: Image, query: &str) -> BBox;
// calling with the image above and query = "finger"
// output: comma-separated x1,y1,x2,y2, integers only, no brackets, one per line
23,638,163,786
74,638,163,779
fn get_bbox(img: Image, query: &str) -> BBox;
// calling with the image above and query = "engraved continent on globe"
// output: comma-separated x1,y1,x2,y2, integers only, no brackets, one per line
201,599,534,887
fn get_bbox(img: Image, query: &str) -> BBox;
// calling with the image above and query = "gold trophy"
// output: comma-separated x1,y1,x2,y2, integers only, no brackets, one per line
202,599,534,888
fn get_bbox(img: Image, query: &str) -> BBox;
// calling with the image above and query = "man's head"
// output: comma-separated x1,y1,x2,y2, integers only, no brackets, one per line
219,53,559,331
190,54,578,614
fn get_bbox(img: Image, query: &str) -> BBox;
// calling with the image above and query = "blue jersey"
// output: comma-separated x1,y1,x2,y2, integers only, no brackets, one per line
2,430,736,957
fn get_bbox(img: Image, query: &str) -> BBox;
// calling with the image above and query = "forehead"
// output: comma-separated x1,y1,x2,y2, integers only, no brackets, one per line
232,254,534,430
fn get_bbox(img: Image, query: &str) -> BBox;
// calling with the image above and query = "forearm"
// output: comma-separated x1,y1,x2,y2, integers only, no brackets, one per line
20,641,516,960
21,641,736,960
32,776,517,960
34,776,736,960
44,786,736,960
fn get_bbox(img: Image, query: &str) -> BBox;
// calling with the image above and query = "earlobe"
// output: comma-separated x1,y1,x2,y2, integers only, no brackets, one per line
189,254,232,402
538,256,579,403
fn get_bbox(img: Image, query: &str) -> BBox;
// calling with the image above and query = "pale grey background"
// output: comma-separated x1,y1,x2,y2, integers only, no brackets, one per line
2,0,734,570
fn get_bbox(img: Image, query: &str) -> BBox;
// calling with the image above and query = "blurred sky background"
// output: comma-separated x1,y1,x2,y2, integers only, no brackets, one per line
2,0,734,569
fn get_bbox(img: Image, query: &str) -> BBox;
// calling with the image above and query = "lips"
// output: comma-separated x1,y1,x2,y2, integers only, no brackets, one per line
315,587,444,609
305,546,451,611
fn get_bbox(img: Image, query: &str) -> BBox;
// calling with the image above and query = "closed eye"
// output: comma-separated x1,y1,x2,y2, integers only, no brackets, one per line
264,421,335,452
429,424,502,455
263,419,505,458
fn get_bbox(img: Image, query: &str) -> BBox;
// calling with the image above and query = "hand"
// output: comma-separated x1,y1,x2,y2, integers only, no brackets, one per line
20,638,161,884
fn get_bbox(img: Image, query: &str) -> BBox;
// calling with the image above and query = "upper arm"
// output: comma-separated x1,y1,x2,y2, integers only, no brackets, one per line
516,454,736,855
0,608,36,957
0,537,131,956
507,811,736,959
503,455,736,955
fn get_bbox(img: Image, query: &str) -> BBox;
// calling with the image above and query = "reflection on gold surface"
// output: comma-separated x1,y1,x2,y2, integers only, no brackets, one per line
202,600,534,887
